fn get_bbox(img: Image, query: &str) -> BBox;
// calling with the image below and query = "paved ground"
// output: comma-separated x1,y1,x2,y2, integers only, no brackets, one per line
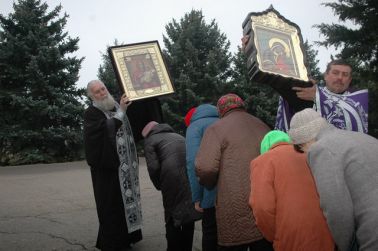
0,158,201,251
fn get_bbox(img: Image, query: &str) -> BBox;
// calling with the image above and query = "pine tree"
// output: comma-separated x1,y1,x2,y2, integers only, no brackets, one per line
228,47,279,128
315,0,378,137
98,40,122,100
0,0,84,165
303,40,322,81
162,10,232,134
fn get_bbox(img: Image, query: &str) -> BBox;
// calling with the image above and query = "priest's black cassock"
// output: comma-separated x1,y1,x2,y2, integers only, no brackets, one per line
84,101,148,249
126,97,164,143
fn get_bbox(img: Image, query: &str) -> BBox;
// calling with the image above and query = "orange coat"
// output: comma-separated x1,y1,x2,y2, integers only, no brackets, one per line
250,143,334,251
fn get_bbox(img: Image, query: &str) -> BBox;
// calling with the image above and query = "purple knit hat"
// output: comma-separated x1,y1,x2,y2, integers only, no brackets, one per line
217,93,245,118
142,121,158,138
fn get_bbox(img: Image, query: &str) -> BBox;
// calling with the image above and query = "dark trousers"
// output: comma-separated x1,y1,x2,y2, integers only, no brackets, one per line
165,219,195,251
218,238,273,251
202,207,218,251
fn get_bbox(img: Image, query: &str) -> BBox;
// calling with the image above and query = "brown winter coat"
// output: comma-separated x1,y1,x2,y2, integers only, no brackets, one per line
195,109,270,246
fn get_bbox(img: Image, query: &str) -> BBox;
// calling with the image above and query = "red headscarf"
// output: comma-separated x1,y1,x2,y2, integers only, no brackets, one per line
217,93,245,118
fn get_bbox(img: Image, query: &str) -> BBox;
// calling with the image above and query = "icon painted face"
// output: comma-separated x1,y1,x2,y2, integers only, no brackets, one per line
90,82,109,101
324,64,352,94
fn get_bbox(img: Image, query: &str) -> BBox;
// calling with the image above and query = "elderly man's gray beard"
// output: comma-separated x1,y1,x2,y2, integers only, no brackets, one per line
93,94,116,111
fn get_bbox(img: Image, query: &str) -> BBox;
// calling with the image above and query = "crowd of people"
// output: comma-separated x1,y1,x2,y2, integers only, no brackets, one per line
83,55,377,251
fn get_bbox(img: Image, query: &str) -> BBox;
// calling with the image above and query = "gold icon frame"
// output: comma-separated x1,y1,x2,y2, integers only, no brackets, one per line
109,41,175,101
243,8,309,82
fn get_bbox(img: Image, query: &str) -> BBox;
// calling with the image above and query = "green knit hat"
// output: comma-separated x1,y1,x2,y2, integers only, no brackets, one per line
260,130,291,154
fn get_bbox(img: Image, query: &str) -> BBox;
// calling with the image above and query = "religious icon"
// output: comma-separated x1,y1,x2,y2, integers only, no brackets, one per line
124,54,161,91
109,41,175,101
242,5,313,111
259,35,298,78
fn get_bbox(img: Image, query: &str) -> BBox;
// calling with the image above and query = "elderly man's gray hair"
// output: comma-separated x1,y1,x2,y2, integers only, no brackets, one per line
87,80,104,98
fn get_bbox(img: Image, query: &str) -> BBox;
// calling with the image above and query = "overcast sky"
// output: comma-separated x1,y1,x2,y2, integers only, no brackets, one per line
1,0,341,89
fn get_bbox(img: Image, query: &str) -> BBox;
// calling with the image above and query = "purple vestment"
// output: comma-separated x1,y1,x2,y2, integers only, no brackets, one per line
275,86,368,133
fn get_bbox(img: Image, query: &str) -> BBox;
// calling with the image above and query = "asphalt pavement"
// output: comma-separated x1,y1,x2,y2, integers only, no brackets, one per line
0,158,202,251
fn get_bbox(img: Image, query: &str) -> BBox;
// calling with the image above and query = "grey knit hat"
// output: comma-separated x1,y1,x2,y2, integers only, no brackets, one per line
288,108,329,144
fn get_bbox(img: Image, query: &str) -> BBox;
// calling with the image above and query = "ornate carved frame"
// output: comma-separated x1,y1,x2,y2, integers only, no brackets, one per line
242,6,313,111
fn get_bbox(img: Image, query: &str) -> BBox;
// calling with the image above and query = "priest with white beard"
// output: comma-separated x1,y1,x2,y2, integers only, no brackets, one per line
84,80,143,250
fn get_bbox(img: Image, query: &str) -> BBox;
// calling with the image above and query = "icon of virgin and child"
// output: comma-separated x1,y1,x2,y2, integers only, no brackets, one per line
125,53,161,91
261,37,298,78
